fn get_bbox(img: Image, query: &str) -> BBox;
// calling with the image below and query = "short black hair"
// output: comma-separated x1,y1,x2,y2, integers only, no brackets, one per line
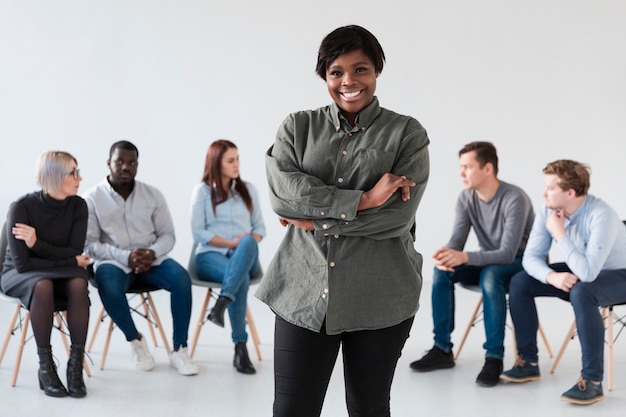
109,140,139,159
315,25,385,81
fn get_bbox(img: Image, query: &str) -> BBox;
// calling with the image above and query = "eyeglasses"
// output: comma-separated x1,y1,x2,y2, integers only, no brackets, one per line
66,169,81,180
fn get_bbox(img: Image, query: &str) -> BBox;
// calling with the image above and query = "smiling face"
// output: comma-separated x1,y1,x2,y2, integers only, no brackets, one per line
325,49,378,124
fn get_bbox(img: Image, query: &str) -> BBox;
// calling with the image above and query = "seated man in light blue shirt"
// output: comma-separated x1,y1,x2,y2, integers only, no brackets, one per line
501,159,626,405
84,140,198,376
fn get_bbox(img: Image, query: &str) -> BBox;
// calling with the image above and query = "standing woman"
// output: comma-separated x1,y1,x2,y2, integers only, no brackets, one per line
256,25,430,416
190,140,266,374
1,151,91,398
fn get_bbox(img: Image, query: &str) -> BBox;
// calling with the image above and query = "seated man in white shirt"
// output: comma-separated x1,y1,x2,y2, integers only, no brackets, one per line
84,140,198,376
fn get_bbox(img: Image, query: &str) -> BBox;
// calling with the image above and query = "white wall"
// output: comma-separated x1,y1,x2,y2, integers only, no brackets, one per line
1,0,625,274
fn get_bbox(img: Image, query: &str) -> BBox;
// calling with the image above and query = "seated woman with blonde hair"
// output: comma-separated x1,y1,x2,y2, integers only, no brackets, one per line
1,151,91,398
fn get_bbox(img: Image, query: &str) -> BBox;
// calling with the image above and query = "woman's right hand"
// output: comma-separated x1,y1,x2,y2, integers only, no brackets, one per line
358,173,416,211
76,254,91,268
12,223,37,248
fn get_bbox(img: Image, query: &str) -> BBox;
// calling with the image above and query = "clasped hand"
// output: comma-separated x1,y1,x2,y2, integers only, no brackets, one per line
128,249,156,274
547,271,579,293
432,247,468,272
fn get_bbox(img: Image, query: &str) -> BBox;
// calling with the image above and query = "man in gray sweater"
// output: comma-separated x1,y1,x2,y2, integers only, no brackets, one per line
410,141,534,387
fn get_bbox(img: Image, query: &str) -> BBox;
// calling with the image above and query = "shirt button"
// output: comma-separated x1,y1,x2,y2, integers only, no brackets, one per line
342,150,347,155
337,177,343,183
323,233,329,237
320,211,325,216
324,288,329,294
329,261,335,267
322,294,327,299
334,234,339,238
322,224,329,229
340,213,346,219
361,127,366,132
348,132,352,137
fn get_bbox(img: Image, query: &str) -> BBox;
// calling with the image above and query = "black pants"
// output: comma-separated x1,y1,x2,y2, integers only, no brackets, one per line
273,315,414,417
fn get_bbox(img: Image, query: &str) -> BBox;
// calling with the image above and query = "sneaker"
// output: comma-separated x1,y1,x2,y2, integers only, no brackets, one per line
169,347,199,376
130,335,155,371
560,377,604,405
476,357,503,387
500,356,540,382
409,346,455,372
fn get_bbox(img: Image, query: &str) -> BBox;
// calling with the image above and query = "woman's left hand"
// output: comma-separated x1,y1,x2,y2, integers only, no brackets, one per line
12,223,37,248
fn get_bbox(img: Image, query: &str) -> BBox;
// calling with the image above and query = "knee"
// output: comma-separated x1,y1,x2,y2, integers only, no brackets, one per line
508,272,530,297
432,267,452,288
169,267,192,293
479,267,506,294
238,234,259,254
94,272,123,299
570,283,595,307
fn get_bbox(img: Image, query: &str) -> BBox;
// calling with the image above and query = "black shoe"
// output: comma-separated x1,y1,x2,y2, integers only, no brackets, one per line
476,358,503,387
37,346,68,398
207,295,231,328
234,342,256,375
67,344,87,398
409,346,455,372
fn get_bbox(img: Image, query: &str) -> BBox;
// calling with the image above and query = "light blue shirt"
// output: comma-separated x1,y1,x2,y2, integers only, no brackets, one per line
523,194,626,283
190,181,265,256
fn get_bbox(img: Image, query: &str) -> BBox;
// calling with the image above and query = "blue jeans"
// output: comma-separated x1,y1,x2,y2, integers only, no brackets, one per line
94,259,192,350
509,264,626,382
431,258,523,359
195,234,259,343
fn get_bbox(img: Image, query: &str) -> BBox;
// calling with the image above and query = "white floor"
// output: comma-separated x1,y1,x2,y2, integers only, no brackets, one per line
1,282,625,417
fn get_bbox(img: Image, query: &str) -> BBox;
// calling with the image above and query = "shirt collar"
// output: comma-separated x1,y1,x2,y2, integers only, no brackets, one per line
329,96,381,132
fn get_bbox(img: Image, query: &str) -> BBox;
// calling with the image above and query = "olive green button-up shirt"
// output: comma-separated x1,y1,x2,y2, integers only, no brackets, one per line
256,97,430,334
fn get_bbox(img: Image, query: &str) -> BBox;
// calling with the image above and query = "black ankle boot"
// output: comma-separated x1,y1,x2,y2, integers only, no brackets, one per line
67,344,87,398
207,295,231,328
37,346,68,397
233,342,256,375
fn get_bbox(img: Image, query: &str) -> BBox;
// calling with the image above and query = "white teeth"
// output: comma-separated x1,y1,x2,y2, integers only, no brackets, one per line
342,91,361,98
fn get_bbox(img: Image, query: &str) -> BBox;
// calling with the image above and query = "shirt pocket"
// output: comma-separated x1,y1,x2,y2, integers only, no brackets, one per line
351,148,396,189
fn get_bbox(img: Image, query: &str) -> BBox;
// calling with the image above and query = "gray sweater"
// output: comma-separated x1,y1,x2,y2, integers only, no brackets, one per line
447,181,534,266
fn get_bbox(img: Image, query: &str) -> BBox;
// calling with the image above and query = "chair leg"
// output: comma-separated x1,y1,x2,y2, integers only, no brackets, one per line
454,296,483,360
246,307,262,361
87,307,106,353
11,311,30,387
189,289,212,358
0,304,21,366
140,294,159,348
605,307,614,391
145,293,171,354
550,319,577,374
100,319,115,370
